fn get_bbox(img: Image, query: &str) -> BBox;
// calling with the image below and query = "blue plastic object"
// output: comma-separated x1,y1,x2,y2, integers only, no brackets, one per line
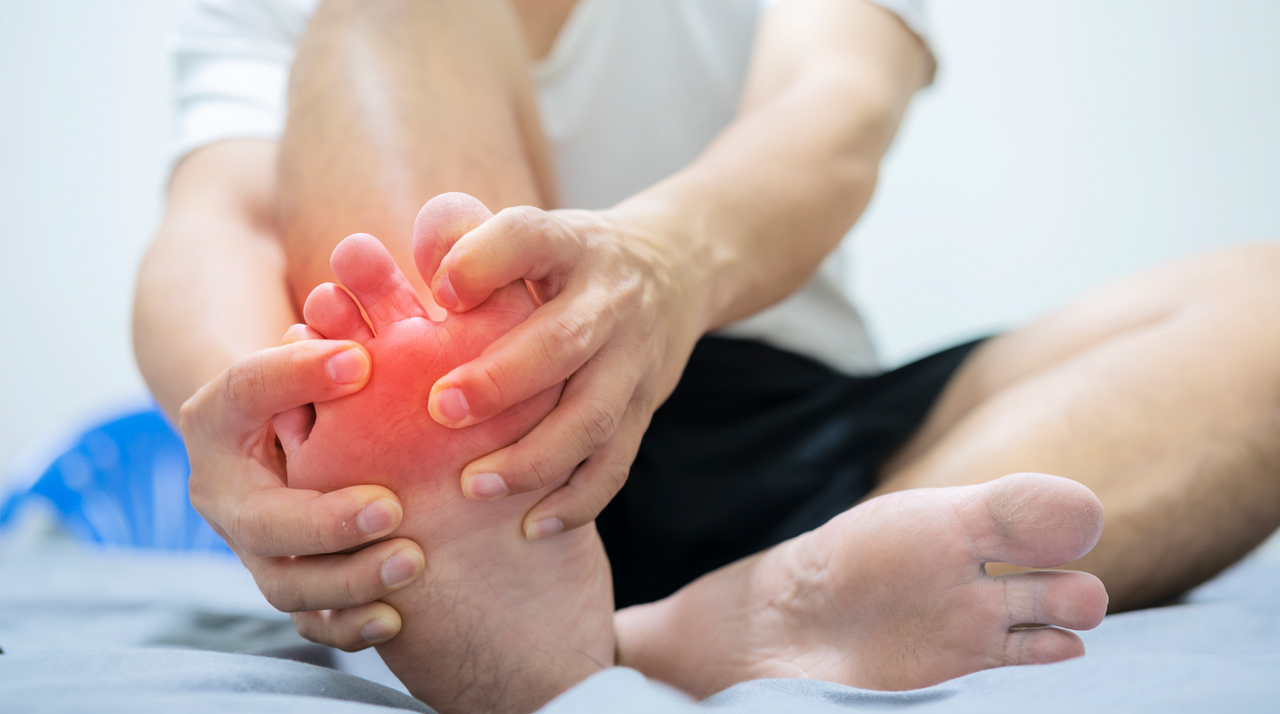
0,408,232,553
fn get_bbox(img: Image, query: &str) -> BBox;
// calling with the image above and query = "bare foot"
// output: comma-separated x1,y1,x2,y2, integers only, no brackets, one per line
615,473,1107,695
279,195,614,714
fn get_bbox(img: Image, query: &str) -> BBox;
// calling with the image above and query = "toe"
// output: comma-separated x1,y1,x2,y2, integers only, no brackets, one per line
304,283,374,342
995,570,1109,630
1002,626,1086,666
273,404,316,460
413,193,494,303
966,473,1105,568
330,233,428,333
281,323,324,345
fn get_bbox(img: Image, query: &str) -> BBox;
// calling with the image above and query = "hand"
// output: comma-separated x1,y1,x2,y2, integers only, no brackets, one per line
181,337,425,651
415,195,708,538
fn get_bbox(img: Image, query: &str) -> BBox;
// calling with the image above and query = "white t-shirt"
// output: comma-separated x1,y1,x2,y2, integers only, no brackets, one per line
171,0,931,375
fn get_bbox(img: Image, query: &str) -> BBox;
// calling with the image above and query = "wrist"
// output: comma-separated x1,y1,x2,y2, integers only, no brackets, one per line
603,194,721,337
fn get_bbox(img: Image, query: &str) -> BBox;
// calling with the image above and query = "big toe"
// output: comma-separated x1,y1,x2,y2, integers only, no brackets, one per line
413,192,494,292
331,233,429,334
964,473,1104,568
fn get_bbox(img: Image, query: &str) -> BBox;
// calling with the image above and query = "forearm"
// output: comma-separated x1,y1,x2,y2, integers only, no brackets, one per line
134,142,296,419
612,0,930,332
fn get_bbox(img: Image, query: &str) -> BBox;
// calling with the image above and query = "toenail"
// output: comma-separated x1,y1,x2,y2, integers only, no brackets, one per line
327,348,369,384
465,472,509,501
525,517,565,541
381,550,423,589
361,618,398,644
435,388,470,423
356,499,399,535
435,274,458,310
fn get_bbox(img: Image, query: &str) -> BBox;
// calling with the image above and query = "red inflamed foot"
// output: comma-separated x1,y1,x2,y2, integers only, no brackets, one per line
279,195,614,714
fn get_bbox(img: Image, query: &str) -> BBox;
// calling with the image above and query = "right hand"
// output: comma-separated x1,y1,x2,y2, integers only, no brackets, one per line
181,337,425,651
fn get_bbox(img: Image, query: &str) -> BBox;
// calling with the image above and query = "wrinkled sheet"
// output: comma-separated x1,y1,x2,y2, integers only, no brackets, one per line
2,538,1278,713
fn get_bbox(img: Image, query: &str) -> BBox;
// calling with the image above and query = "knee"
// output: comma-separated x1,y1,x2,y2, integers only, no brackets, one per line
1211,242,1280,286
1188,243,1280,305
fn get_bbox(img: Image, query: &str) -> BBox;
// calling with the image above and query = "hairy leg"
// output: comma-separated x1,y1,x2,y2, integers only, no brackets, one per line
277,0,556,307
878,244,1280,611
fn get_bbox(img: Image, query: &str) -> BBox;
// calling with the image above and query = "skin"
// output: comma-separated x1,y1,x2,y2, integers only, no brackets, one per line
288,227,1107,709
135,139,424,640
873,244,1280,611
135,0,929,644
130,0,1280,703
284,215,612,714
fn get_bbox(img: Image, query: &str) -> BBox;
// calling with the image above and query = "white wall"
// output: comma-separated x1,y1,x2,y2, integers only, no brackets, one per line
0,0,179,481
1,1,1278,480
852,1,1280,365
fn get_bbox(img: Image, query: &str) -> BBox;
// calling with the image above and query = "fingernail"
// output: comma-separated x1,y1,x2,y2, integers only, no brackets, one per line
381,550,423,589
435,388,469,423
361,618,398,644
357,499,399,535
525,517,565,541
436,274,458,310
464,472,509,501
326,348,368,384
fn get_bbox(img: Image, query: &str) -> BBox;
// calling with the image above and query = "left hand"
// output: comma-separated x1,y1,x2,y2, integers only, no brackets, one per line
414,195,708,538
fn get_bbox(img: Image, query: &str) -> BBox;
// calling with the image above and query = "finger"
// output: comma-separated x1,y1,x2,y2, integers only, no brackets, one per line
252,537,425,612
429,293,609,427
303,283,374,342
281,323,324,345
329,233,427,333
183,340,370,444
994,570,1108,631
521,402,650,539
292,602,404,652
413,192,495,307
1002,627,1086,666
224,483,406,558
460,350,635,497
431,205,579,313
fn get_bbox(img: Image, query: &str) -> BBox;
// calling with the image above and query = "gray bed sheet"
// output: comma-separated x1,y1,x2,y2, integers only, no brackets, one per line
2,536,1278,713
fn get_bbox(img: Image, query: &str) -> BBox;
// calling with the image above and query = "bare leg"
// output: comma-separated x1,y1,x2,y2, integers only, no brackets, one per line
616,473,1108,695
277,0,556,306
877,244,1280,611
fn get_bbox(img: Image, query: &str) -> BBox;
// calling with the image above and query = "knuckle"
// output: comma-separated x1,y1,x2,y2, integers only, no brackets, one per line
260,572,302,613
223,358,270,416
230,511,264,555
502,205,544,237
187,471,212,515
229,501,274,556
344,567,370,605
544,311,594,359
177,394,201,436
472,360,512,411
291,613,324,644
574,398,618,450
524,450,566,491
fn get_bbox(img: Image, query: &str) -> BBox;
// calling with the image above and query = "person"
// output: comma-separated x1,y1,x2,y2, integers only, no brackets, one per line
133,0,1280,710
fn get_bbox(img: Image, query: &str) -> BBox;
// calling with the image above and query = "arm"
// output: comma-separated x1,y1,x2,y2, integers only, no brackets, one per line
418,0,932,532
133,139,425,650
135,141,294,415
619,0,930,329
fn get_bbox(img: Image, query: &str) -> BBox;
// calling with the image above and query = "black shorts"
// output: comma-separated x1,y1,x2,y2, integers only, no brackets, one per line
597,335,985,608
